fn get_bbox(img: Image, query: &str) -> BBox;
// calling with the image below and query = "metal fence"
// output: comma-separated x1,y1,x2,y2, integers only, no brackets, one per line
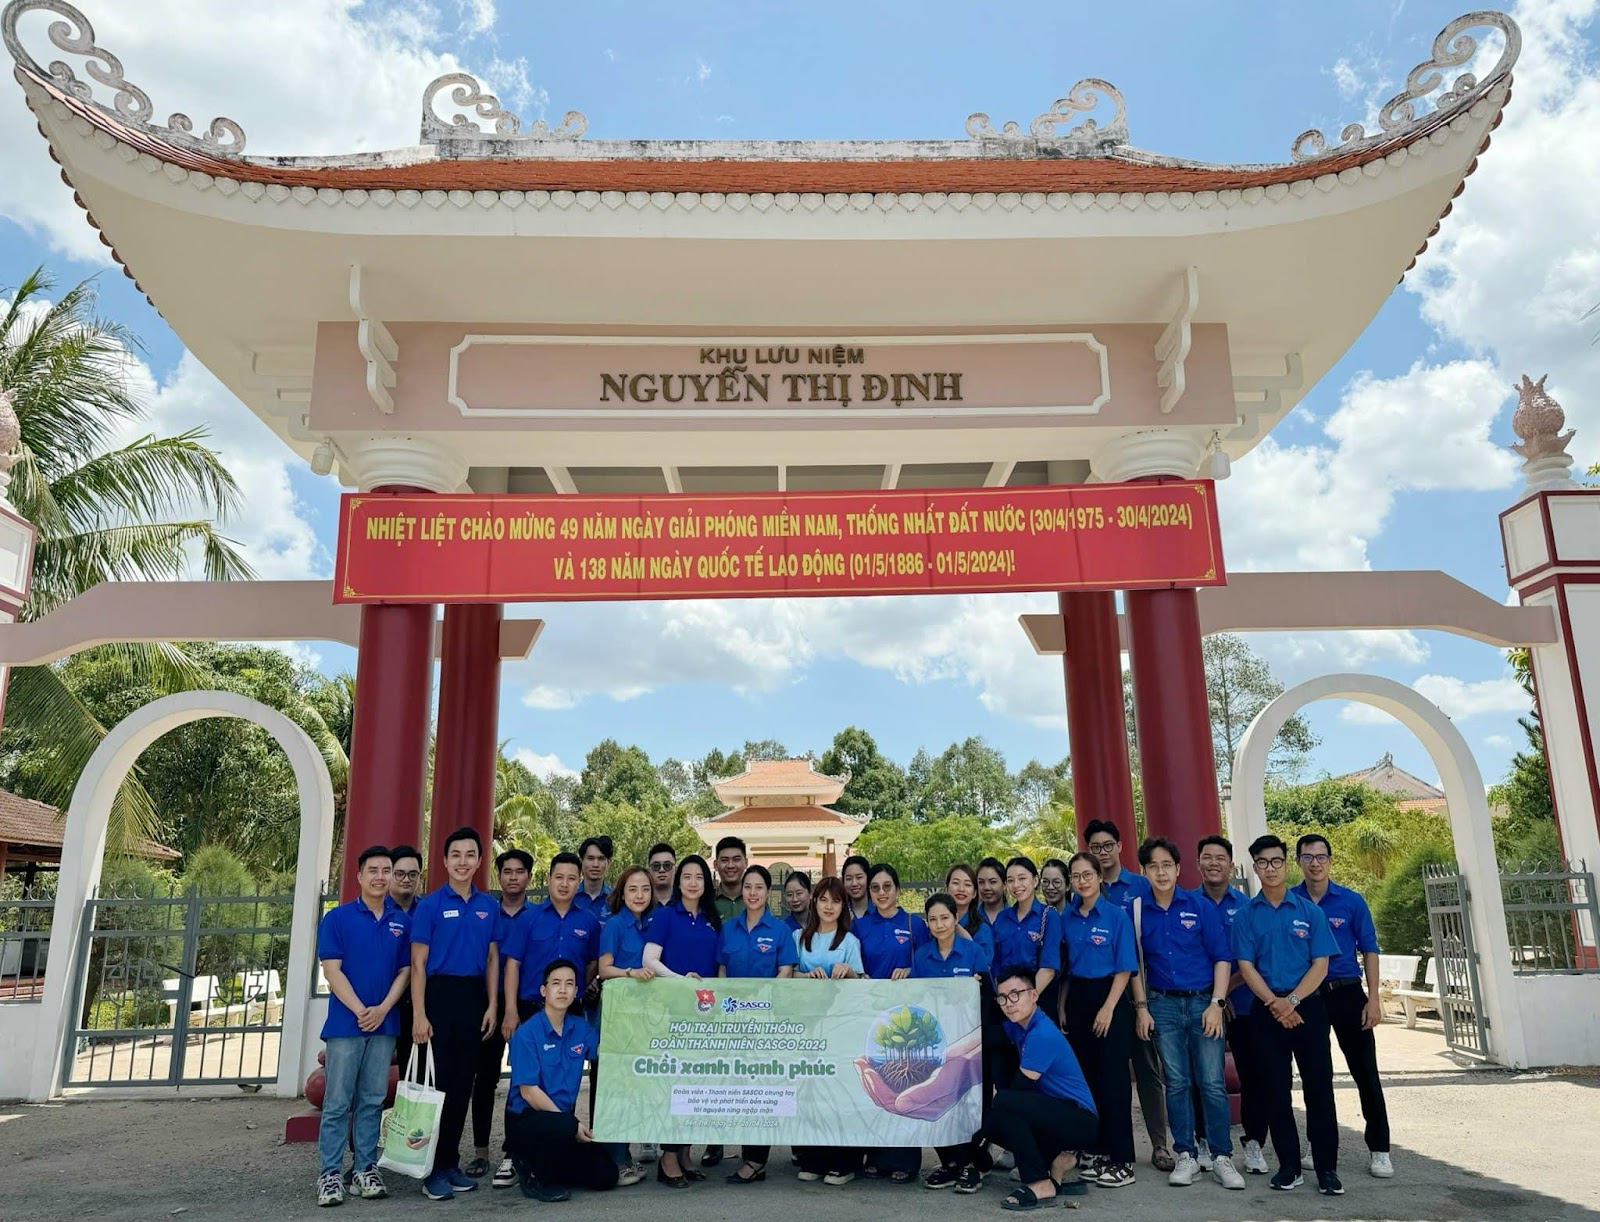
1422,864,1490,1059
1500,859,1600,975
0,884,54,1002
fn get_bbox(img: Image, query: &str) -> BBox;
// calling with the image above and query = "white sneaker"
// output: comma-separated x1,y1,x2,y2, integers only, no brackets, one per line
640,1142,660,1162
1242,1140,1268,1175
316,1172,344,1207
1212,1155,1245,1190
616,1162,646,1187
1196,1138,1213,1171
1370,1151,1394,1178
1168,1152,1200,1187
491,1157,517,1189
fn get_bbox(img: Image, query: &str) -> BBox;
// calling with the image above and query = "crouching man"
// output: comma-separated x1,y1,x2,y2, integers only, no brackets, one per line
504,958,620,1202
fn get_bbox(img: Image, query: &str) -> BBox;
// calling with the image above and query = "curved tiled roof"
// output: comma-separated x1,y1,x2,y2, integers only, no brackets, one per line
706,805,859,826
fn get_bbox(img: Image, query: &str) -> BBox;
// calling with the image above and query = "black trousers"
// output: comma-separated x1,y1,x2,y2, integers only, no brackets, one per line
1252,994,1338,1175
1226,1008,1268,1145
423,974,487,1174
471,995,535,1150
1062,976,1135,1166
504,1108,619,1190
986,1091,1098,1185
798,1146,863,1175
1324,980,1390,1152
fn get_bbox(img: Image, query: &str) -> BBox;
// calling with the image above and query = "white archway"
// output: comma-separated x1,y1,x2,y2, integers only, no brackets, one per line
32,691,335,1100
1230,673,1529,1068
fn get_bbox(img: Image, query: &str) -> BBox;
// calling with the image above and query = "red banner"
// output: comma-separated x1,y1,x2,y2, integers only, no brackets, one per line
333,481,1223,604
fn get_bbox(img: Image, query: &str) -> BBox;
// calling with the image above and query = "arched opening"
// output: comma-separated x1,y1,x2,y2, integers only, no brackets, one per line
1230,673,1528,1067
32,692,334,1100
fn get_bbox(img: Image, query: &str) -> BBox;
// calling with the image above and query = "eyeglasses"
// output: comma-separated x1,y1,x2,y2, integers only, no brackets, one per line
1087,842,1118,854
1068,872,1099,884
1298,853,1331,865
391,870,420,881
648,862,675,871
1253,857,1287,870
995,987,1034,1006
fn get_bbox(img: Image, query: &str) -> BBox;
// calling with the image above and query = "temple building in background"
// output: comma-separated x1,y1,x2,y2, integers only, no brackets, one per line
694,757,867,878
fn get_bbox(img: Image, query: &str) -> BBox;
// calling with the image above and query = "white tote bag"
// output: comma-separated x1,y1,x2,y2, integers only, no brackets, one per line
378,1044,445,1180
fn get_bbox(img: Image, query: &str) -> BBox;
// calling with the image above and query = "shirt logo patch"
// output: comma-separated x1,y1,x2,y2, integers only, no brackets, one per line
570,1043,586,1057
542,1042,556,1051
1329,917,1346,928
476,911,489,919
1180,917,1197,930
894,930,911,945
1292,919,1310,939
574,928,589,938
443,910,459,919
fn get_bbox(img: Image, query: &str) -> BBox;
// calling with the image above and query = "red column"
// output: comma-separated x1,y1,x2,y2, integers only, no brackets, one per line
1060,591,1138,870
428,603,503,889
341,488,437,899
1126,587,1220,888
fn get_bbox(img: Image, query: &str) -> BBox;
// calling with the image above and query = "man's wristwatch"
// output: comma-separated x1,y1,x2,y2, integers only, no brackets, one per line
1211,997,1227,1009
1287,993,1302,1009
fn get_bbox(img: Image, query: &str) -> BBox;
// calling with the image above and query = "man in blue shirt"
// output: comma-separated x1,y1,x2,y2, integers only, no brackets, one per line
503,852,600,1016
474,849,534,1188
574,836,613,924
1292,833,1393,1179
409,827,501,1201
987,964,1099,1210
1195,835,1268,1175
1231,834,1342,1197
504,958,618,1202
384,844,423,1091
315,845,411,1208
1131,837,1243,1191
1084,819,1169,1173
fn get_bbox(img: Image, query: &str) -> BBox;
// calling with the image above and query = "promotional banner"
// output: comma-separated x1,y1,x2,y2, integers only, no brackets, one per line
591,978,982,1147
333,480,1223,603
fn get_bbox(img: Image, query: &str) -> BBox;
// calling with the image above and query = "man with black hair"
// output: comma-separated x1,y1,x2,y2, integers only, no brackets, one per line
468,849,534,1182
1195,834,1268,1175
386,845,423,1075
712,836,748,919
986,964,1099,1211
409,828,500,1202
1231,833,1342,1196
504,959,618,1201
1291,832,1393,1179
646,843,677,907
314,846,411,1208
575,836,614,924
1133,837,1242,1190
1083,818,1170,1172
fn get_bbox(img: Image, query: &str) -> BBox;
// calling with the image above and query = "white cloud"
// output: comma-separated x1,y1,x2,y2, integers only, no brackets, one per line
515,748,577,780
1484,733,1514,749
1255,629,1429,680
1412,674,1531,719
1338,701,1401,726
696,57,713,84
279,641,326,672
457,0,497,35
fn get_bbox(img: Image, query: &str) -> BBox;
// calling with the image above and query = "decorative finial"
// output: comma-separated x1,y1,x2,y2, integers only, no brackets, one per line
0,384,21,502
420,72,586,150
1509,373,1577,493
967,78,1129,152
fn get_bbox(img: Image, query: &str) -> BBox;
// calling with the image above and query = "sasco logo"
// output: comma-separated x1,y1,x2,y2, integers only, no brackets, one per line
1292,920,1310,939
721,997,774,1015
695,989,717,1013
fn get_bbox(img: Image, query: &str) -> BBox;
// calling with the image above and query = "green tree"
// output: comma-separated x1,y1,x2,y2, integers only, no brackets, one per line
852,814,1014,883
0,268,252,851
693,747,745,788
574,797,701,879
1204,634,1318,784
574,739,669,809
1374,840,1456,956
911,736,1018,823
819,726,909,820
741,738,788,762
1015,758,1072,821
1264,778,1400,830
1488,648,1554,839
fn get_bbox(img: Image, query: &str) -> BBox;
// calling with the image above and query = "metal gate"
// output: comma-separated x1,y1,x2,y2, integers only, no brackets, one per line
1422,864,1490,1059
63,884,294,1088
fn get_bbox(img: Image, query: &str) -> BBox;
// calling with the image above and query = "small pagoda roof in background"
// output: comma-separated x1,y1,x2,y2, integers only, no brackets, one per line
711,757,849,804
0,785,178,861
703,804,865,828
1336,752,1446,803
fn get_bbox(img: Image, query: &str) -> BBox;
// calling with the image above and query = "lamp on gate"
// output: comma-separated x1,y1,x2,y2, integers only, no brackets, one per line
1207,432,1231,480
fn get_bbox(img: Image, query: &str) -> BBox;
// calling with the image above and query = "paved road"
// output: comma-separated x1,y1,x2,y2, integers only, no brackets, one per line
2,1064,1597,1220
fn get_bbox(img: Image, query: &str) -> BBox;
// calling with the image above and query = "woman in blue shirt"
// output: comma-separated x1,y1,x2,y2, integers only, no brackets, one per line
596,867,656,1184
993,857,1062,1000
718,865,799,1185
792,877,863,1186
642,855,722,1188
1059,852,1138,1188
855,864,926,1183
781,871,811,932
947,862,1010,1156
914,893,989,1193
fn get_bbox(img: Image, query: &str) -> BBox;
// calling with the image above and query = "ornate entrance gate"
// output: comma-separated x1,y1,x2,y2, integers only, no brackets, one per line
62,884,294,1088
1423,864,1491,1059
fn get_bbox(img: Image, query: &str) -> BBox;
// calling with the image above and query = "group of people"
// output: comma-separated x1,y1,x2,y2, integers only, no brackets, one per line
313,822,1394,1210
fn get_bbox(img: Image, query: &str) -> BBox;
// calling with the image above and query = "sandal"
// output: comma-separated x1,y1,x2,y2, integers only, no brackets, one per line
1001,1185,1059,1212
888,1170,917,1184
726,1163,766,1185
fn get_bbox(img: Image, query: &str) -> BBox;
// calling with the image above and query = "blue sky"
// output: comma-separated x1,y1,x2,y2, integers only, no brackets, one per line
3,0,1596,793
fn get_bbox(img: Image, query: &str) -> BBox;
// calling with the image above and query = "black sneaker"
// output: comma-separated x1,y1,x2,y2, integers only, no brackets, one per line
954,1167,984,1194
1098,1164,1136,1189
1270,1168,1304,1192
924,1165,962,1189
1318,1171,1346,1196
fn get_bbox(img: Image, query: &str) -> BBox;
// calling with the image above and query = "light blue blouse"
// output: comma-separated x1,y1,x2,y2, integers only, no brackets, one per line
792,928,864,975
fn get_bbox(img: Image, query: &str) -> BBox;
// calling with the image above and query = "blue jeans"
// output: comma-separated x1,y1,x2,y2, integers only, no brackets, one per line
318,1035,396,1177
1148,993,1231,1158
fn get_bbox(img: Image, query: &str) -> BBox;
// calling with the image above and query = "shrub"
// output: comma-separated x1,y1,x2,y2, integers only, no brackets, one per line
1374,841,1456,956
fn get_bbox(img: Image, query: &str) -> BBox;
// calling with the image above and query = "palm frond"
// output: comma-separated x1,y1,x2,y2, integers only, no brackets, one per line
27,520,256,618
46,431,245,531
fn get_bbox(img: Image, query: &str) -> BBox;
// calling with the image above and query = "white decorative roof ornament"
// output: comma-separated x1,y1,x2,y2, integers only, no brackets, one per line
1509,373,1577,494
421,72,587,151
966,78,1129,153
1,0,246,153
1292,10,1519,163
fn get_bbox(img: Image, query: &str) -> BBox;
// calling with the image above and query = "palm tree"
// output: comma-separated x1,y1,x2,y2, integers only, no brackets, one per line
1,267,253,850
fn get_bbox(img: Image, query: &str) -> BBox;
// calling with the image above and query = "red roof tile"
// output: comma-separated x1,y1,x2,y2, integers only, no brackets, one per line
0,786,178,859
706,805,856,826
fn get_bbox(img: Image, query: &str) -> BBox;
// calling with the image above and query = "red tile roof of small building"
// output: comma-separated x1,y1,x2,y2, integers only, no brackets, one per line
705,805,857,826
0,786,179,859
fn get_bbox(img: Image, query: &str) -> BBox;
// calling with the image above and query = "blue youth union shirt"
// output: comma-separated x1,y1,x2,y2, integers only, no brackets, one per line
409,884,499,977
648,902,721,977
993,899,1063,975
1199,886,1255,1015
1231,890,1339,994
317,897,410,1039
854,907,929,978
1101,867,1153,916
718,911,801,977
493,903,531,990
507,1009,597,1114
1004,1008,1096,1113
1061,895,1136,980
1291,880,1380,981
573,885,612,926
912,936,986,979
599,909,654,972
1140,887,1231,993
507,899,601,1000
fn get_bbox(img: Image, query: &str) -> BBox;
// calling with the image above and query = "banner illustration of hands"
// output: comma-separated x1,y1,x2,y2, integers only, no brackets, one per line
855,1026,982,1122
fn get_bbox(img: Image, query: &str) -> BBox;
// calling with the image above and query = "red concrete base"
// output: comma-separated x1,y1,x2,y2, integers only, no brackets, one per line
283,1111,321,1144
